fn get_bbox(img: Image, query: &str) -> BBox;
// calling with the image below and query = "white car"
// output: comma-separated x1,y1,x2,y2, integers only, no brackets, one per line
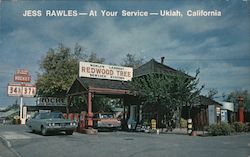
26,112,77,136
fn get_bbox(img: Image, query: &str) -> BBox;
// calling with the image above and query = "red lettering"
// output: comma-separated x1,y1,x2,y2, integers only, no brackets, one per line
110,70,114,75
81,67,86,73
129,72,131,77
105,69,109,75
102,69,105,74
87,67,90,73
96,68,101,74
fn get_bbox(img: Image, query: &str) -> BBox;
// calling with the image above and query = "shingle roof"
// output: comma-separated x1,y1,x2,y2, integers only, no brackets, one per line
134,59,178,77
67,59,190,95
78,77,130,90
199,95,222,106
67,77,130,95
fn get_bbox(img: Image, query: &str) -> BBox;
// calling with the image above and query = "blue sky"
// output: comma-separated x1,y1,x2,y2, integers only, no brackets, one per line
0,0,249,107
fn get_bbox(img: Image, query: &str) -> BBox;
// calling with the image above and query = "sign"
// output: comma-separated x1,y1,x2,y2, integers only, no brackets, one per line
79,62,133,81
14,74,31,82
221,102,234,112
216,107,221,116
36,97,67,106
16,69,29,75
14,69,31,82
7,83,36,97
221,109,228,123
208,105,216,125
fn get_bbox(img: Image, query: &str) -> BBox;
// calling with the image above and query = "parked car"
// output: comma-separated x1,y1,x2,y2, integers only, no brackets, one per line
93,113,121,131
26,112,77,136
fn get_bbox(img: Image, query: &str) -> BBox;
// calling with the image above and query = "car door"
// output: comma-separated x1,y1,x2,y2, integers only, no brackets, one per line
31,113,42,131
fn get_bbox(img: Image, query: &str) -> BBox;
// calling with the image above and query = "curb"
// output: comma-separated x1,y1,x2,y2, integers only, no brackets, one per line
0,135,22,157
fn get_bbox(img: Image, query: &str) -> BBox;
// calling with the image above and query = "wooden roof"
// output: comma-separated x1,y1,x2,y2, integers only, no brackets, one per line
67,59,190,96
199,95,222,106
67,77,131,96
133,59,178,77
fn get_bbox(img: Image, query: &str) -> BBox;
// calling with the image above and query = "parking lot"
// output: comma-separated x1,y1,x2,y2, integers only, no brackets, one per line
0,125,250,157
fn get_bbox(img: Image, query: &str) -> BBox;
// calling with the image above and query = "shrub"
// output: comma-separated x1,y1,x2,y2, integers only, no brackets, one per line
232,122,245,132
243,123,250,132
208,123,234,136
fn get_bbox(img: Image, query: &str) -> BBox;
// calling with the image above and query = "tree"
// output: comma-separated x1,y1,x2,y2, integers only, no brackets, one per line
122,53,144,69
207,88,218,99
131,69,203,129
87,52,105,63
226,90,250,111
36,44,82,97
36,43,105,97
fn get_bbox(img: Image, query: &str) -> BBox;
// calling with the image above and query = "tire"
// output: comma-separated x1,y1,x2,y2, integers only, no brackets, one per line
41,126,47,136
66,131,73,135
28,126,35,133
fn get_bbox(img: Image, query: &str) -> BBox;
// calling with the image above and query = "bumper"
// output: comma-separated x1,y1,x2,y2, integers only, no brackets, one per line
97,123,121,128
45,126,77,132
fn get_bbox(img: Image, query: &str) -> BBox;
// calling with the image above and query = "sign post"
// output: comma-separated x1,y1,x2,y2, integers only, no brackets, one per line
20,95,23,123
7,69,36,124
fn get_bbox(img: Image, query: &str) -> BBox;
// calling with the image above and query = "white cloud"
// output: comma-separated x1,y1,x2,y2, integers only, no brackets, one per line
0,1,249,106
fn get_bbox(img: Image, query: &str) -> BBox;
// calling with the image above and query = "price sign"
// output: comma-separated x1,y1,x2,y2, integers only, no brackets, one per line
8,84,36,97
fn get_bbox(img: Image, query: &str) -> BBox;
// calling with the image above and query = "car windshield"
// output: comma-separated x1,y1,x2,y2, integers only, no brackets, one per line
40,112,65,119
100,114,114,118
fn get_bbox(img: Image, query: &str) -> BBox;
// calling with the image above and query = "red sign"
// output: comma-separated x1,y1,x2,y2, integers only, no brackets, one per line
16,69,29,75
13,69,31,82
14,74,31,82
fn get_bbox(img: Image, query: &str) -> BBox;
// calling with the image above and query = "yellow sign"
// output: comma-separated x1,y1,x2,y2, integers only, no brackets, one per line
151,119,156,130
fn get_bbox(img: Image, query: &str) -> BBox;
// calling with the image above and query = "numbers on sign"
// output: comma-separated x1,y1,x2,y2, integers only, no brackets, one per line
8,85,36,97
14,87,17,93
28,87,31,94
18,88,21,94
10,87,13,93
24,87,27,94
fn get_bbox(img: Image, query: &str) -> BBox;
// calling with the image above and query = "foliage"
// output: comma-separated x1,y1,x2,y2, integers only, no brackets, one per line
2,103,19,112
87,52,105,63
70,96,86,113
208,122,250,136
232,122,246,132
246,123,250,132
207,88,218,99
92,97,113,112
131,69,203,128
208,123,235,136
122,53,144,69
225,90,250,111
36,43,105,97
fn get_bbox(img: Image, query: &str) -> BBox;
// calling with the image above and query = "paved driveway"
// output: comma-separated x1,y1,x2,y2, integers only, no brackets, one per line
0,125,250,157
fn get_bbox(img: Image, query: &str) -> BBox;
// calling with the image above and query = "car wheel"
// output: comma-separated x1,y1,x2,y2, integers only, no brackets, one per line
27,126,35,133
66,131,73,135
41,126,47,136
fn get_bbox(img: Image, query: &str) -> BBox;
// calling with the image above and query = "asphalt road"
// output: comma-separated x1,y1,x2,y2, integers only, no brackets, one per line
0,125,250,157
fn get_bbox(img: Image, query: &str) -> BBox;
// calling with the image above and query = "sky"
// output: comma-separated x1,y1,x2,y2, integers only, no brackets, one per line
0,0,249,107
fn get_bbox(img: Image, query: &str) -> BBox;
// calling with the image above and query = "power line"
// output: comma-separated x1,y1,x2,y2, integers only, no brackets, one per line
165,58,250,62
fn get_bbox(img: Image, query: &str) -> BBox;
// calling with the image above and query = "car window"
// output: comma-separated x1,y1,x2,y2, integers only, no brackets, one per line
101,114,114,118
51,112,64,119
40,113,48,119
34,113,41,119
37,112,64,119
